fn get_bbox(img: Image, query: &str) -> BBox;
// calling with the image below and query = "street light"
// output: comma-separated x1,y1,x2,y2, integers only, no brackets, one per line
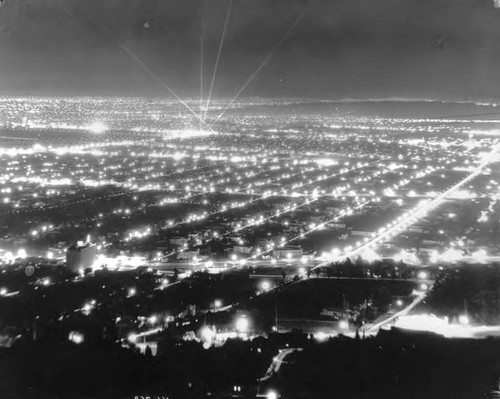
82,303,93,314
68,331,84,344
235,316,249,333
127,333,137,343
418,271,428,280
260,280,272,292
201,326,215,343
267,390,278,399
314,331,328,342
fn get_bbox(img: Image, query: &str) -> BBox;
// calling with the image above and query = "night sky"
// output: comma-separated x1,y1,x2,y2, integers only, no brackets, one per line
1,0,500,99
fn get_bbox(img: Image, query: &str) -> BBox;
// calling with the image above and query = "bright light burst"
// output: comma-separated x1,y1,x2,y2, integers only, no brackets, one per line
87,121,108,134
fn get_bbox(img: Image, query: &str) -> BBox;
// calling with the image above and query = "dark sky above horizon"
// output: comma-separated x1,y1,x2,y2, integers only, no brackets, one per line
1,0,500,100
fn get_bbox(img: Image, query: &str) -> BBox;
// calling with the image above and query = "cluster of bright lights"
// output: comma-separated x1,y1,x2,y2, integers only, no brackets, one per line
1,96,498,296
235,316,249,333
68,331,85,344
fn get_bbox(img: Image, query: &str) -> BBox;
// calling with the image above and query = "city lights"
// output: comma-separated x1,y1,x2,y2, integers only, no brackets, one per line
2,2,500,398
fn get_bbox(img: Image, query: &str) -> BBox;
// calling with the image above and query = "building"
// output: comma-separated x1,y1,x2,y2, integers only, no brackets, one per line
177,249,200,261
170,237,188,247
272,246,303,259
233,245,253,254
409,225,424,233
351,230,374,237
326,222,346,230
66,242,97,272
